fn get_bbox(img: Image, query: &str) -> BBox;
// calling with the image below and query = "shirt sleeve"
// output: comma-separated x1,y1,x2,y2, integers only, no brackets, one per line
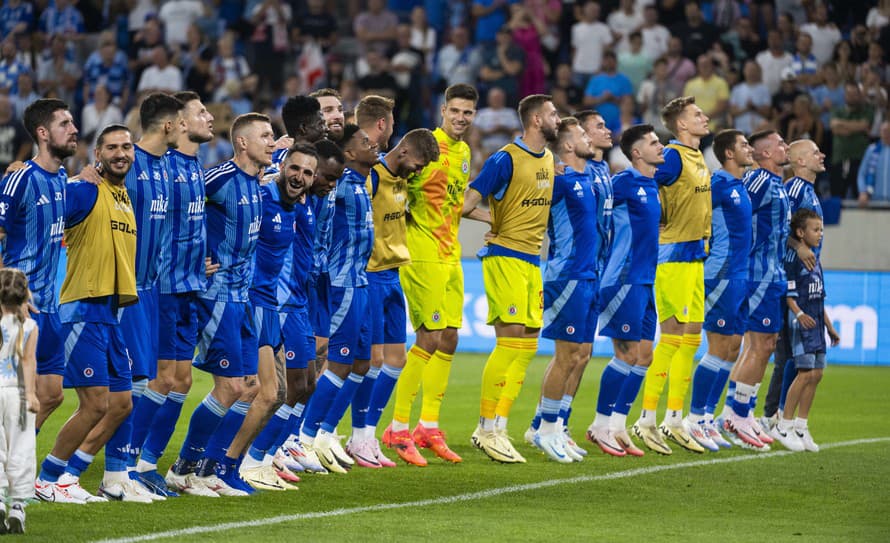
205,168,231,201
65,181,99,227
654,147,682,186
0,169,28,232
785,256,801,299
857,144,877,194
469,150,513,200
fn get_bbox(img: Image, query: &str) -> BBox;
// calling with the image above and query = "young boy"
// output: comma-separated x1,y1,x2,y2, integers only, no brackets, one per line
771,209,839,452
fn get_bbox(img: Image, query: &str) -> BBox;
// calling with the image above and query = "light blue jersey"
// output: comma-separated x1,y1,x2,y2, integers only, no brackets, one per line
309,191,335,277
126,145,169,290
705,170,752,281
328,167,374,288
744,168,790,284
202,160,262,302
159,149,206,294
0,161,65,313
544,165,599,282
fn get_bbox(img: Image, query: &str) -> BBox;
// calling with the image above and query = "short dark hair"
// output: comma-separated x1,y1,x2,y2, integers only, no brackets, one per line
231,112,271,142
341,123,363,148
444,83,479,104
748,129,777,149
713,129,744,165
313,138,345,164
282,95,321,138
173,91,201,105
661,95,696,135
355,95,395,129
517,94,552,129
554,117,579,152
790,208,821,239
96,124,131,147
310,88,342,99
23,98,69,143
573,109,603,126
285,141,320,164
619,123,656,161
400,128,439,163
140,92,184,133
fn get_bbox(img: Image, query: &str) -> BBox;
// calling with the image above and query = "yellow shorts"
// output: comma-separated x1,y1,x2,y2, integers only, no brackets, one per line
655,261,705,323
400,260,464,331
482,255,543,328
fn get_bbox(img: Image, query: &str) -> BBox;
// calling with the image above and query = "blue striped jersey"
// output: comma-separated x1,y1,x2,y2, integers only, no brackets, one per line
249,182,297,310
278,199,315,311
600,167,661,287
126,145,170,290
744,168,790,284
202,160,263,302
0,161,66,313
159,149,206,294
705,170,752,281
785,176,823,255
328,167,374,288
588,158,614,275
309,191,336,277
544,165,599,282
784,250,826,353
261,148,288,184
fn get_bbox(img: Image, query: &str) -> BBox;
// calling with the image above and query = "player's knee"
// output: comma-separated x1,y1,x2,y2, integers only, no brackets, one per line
812,368,823,383
153,373,176,394
39,388,64,411
109,395,133,422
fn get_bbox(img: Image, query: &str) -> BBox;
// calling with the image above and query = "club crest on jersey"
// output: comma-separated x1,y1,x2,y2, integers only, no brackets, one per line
431,310,441,323
219,358,230,369
461,159,469,174
340,346,350,356
621,323,631,333
83,367,94,378
717,319,726,328
566,325,575,335
286,350,296,360
762,318,771,327
508,305,517,316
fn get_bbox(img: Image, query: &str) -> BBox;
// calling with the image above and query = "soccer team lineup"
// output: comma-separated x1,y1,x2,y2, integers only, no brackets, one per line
0,83,852,536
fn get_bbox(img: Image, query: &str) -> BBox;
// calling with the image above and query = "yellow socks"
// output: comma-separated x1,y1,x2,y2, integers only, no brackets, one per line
419,351,454,424
480,338,524,419
494,337,538,420
667,333,701,411
642,333,682,410
392,345,431,425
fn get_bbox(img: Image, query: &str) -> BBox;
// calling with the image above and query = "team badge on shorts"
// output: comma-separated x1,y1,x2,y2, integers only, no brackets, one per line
762,318,771,327
431,310,441,323
219,358,230,369
566,325,575,335
286,350,295,360
508,305,517,316
717,319,726,328
340,346,350,356
83,367,94,378
621,324,631,333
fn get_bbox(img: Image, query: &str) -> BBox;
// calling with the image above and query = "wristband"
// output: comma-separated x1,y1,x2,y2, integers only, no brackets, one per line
795,311,805,320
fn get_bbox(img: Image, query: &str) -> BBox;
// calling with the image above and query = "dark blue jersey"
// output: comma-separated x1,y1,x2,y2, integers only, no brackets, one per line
250,182,297,310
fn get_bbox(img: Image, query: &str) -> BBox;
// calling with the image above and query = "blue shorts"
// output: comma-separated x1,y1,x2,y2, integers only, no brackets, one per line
62,322,132,392
158,292,199,361
309,272,331,338
793,352,826,370
35,311,65,376
703,278,748,336
597,284,657,342
193,299,259,377
747,281,786,334
119,287,159,380
368,270,407,345
255,305,283,350
542,279,600,343
281,308,315,370
328,286,372,364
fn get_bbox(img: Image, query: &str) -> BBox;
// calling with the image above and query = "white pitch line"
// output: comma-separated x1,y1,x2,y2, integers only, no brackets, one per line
94,437,890,543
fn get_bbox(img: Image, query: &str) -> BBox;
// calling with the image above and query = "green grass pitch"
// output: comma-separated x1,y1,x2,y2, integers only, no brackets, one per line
24,355,890,542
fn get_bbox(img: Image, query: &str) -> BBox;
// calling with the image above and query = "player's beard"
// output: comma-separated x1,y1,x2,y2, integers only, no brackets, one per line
49,140,77,161
188,129,213,144
542,125,559,143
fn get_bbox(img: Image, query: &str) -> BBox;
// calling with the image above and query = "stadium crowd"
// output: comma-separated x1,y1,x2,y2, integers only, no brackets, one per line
0,0,872,534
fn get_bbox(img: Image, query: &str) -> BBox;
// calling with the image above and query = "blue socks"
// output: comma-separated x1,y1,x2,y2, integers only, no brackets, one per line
105,411,133,471
204,400,251,464
614,365,647,416
779,358,797,413
63,450,93,477
559,395,573,425
300,370,343,439
706,359,734,415
690,354,722,416
366,364,400,428
248,404,292,462
540,396,561,424
320,372,363,434
39,454,68,483
597,357,631,416
142,390,187,465
351,366,379,430
177,394,227,463
129,387,167,463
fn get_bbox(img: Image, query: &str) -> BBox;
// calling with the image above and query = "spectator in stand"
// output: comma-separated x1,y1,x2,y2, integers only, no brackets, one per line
829,82,874,199
800,3,841,65
478,26,524,106
637,57,677,137
858,121,890,205
776,11,798,53
861,68,887,138
832,40,857,84
614,94,641,139
608,0,643,53
248,0,292,97
0,39,30,97
784,95,825,151
849,25,870,63
472,0,511,45
80,83,123,155
729,61,771,135
158,0,205,49
10,72,39,120
129,17,165,83
772,68,804,124
390,24,425,129
867,0,890,38
757,30,794,96
0,95,29,173
357,49,399,100
551,64,583,113
83,31,131,107
436,26,481,89
36,35,81,105
683,54,729,134
211,32,257,102
857,43,889,83
571,1,614,88
295,0,338,49
672,2,719,62
127,0,159,40
656,0,686,28
790,32,820,89
471,86,521,166
811,62,845,129
523,0,562,72
724,16,761,64
354,0,399,55
640,5,670,61
38,0,85,41
583,50,633,135
137,45,184,94
199,103,235,169
507,3,547,98
663,36,696,97
618,32,652,93
178,23,209,78
710,0,742,30
409,6,437,74
222,79,253,116
0,0,34,37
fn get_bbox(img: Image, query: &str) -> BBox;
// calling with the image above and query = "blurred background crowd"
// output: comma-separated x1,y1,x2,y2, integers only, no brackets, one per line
1,0,888,206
